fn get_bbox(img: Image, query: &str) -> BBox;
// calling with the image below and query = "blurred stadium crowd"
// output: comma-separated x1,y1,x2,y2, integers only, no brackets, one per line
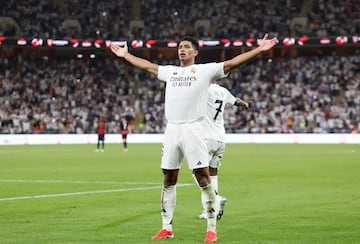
0,0,359,134
1,0,359,39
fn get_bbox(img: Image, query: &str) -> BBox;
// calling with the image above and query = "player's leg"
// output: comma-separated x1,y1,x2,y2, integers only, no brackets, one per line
209,141,225,194
152,124,181,240
192,172,208,219
152,169,179,240
196,139,219,219
193,167,216,221
184,122,217,242
162,169,178,227
209,167,218,191
210,142,227,220
122,134,128,152
100,141,103,152
195,139,228,221
193,168,221,220
95,135,100,152
193,167,217,242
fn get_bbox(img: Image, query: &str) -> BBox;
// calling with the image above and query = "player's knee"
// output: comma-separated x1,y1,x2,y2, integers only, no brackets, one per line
209,167,218,176
162,169,178,185
196,177,211,187
193,169,211,187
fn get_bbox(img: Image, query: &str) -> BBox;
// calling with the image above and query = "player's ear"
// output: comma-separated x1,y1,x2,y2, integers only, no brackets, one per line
193,49,199,57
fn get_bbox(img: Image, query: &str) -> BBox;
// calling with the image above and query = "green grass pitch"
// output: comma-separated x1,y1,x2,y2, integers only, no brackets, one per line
0,143,359,243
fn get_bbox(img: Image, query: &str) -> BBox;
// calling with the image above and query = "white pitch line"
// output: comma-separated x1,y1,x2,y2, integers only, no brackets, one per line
0,183,192,202
0,179,160,185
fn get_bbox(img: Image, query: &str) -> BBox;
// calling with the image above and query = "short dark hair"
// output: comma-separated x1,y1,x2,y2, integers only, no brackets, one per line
180,36,199,50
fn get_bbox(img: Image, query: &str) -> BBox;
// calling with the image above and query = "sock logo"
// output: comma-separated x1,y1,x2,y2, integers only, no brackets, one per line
197,161,202,166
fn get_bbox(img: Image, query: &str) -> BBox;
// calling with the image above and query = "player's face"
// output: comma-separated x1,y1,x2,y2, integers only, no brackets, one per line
178,41,198,65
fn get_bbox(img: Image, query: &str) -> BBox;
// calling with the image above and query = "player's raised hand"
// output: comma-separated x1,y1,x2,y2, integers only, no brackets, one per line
259,33,279,51
110,42,128,58
235,98,250,110
241,101,249,110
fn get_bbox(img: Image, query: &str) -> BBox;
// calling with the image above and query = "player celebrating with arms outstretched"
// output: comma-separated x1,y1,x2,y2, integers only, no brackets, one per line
110,33,278,243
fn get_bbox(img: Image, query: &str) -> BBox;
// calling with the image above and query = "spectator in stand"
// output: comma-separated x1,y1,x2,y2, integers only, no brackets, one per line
0,51,359,135
3,0,358,41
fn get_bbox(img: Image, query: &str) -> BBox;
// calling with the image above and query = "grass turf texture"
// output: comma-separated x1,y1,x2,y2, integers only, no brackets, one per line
0,143,359,244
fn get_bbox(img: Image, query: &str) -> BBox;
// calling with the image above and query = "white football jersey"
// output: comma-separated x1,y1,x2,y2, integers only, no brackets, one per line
202,83,236,142
158,62,226,122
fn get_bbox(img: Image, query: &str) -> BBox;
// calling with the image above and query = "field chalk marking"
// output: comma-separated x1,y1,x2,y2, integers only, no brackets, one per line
0,181,192,201
0,179,161,185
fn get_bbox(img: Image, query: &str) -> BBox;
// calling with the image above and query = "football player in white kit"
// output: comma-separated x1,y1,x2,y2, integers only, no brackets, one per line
110,34,278,243
197,83,249,220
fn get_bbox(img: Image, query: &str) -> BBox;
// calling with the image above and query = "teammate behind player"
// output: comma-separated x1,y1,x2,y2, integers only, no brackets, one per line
196,83,249,220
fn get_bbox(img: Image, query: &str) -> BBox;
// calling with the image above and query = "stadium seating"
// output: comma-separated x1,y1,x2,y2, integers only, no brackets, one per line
0,0,359,134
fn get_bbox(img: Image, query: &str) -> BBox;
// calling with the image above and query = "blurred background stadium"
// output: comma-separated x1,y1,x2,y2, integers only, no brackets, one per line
1,1,360,243
0,0,359,135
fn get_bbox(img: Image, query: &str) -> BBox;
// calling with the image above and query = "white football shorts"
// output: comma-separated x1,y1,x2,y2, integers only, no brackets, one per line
205,138,225,168
161,120,210,170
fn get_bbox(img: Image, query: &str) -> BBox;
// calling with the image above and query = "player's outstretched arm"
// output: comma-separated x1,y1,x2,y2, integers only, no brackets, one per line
224,33,278,74
110,42,158,76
